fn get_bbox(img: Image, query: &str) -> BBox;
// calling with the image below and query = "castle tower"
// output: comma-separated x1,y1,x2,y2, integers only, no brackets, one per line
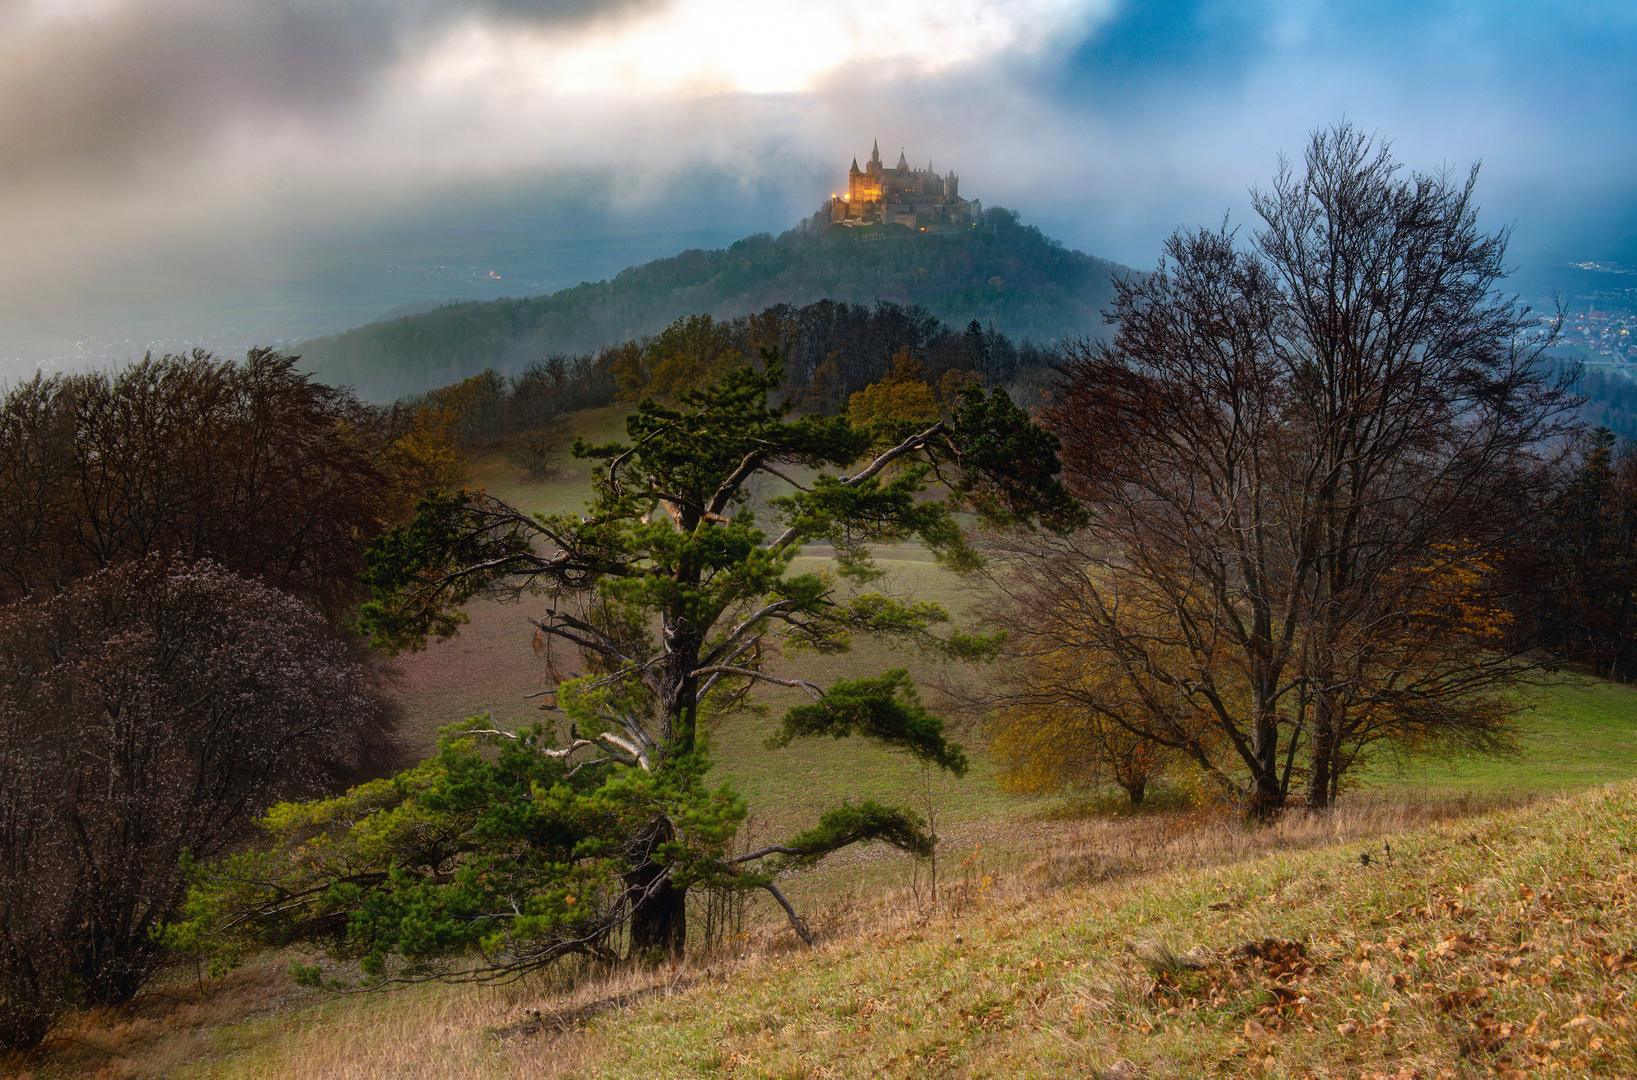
832,142,971,227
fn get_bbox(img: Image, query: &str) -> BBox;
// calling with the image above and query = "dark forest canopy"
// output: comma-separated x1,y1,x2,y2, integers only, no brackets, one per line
298,208,1128,400
1546,357,1637,442
377,300,1064,443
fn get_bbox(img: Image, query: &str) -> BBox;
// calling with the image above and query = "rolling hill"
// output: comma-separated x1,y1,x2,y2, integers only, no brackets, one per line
296,208,1130,400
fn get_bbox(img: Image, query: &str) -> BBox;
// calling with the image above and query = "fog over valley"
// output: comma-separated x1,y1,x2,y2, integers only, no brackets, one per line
1,0,1633,376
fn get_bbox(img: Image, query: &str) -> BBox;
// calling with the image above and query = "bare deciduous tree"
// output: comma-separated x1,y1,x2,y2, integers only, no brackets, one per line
0,557,387,1047
0,348,437,618
1022,124,1575,812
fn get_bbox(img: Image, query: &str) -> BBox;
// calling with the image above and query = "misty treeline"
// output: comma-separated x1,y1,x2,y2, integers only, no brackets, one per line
1547,358,1637,442
397,298,1057,472
0,349,441,1046
1520,425,1637,683
300,207,1120,400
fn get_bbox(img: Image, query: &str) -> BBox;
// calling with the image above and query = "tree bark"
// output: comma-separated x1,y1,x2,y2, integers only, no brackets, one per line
625,860,687,960
624,815,687,959
1249,707,1285,818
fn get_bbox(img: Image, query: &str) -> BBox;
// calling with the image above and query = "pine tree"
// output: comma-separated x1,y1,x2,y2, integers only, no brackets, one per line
180,348,1078,981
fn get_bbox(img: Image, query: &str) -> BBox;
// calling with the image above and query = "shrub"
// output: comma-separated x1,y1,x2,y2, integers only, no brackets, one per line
0,556,388,1047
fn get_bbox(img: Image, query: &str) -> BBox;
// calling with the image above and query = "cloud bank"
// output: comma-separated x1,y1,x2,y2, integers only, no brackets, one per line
1,0,1633,363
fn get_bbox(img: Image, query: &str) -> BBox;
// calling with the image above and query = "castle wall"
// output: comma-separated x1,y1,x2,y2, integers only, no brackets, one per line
832,146,971,226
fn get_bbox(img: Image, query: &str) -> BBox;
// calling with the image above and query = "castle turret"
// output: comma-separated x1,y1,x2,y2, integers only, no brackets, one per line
832,142,971,226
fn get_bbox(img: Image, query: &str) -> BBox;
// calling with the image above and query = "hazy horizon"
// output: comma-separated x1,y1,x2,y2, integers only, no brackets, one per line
3,0,1633,379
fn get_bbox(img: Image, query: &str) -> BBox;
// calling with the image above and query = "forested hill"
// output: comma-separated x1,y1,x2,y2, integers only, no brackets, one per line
297,208,1129,400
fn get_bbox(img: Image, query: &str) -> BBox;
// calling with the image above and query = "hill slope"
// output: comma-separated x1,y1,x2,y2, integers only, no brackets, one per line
297,209,1129,400
38,783,1635,1077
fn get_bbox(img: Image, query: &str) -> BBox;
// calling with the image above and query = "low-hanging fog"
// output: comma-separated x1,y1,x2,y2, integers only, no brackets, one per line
2,0,1632,378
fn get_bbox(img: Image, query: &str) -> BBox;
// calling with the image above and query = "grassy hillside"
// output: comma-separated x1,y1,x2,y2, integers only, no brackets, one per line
547,782,1637,1078
297,209,1128,400
16,413,1637,1078
28,783,1637,1077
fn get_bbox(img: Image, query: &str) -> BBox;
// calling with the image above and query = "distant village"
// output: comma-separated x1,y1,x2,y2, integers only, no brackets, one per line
1547,303,1637,365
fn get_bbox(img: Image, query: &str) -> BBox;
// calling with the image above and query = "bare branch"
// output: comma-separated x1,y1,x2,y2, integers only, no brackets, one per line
597,732,650,771
757,462,812,493
847,420,947,487
606,709,658,752
759,881,813,946
697,637,758,698
463,729,599,760
768,421,946,550
689,665,825,702
725,845,805,864
701,599,801,667
707,448,768,517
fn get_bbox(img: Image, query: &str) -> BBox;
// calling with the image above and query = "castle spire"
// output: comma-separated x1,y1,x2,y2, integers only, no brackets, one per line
896,147,908,170
851,156,860,173
871,139,880,165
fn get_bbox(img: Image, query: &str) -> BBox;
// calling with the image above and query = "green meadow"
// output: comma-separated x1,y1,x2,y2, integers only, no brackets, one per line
22,408,1636,1079
418,405,1637,821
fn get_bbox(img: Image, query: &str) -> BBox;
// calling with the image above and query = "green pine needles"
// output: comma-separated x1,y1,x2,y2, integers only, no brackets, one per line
173,347,1077,985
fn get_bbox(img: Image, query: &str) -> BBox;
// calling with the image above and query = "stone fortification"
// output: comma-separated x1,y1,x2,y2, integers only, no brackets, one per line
827,141,978,228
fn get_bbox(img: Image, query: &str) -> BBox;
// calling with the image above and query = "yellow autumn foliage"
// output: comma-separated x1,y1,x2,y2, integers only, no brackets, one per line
618,315,745,401
847,347,940,429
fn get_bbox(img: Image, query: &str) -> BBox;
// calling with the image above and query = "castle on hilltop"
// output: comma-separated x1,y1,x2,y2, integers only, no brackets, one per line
828,141,979,228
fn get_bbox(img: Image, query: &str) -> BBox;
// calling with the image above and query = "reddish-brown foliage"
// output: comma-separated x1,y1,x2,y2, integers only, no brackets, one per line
0,556,388,1047
0,347,437,618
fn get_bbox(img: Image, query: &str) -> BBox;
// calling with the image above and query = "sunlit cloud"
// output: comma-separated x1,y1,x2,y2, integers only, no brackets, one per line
418,0,1101,98
0,0,1116,319
0,0,1632,370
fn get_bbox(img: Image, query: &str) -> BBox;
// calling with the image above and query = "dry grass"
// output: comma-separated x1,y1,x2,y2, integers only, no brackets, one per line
3,789,1554,1080
577,784,1637,1077
0,957,309,1080
793,792,1531,947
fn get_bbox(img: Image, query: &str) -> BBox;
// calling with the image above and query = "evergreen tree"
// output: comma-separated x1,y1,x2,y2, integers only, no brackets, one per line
179,349,1077,981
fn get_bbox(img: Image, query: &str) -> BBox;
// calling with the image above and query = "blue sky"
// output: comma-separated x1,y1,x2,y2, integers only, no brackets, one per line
0,0,1632,366
1034,0,1636,263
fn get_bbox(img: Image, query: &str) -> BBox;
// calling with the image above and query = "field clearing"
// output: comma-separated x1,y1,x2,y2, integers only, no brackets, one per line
388,412,1637,906
17,414,1637,1078
1359,675,1637,795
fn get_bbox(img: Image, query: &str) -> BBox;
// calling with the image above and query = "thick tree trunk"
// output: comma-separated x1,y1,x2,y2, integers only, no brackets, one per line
625,861,687,960
625,817,687,960
1306,692,1338,810
1248,705,1285,819
1306,744,1333,809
